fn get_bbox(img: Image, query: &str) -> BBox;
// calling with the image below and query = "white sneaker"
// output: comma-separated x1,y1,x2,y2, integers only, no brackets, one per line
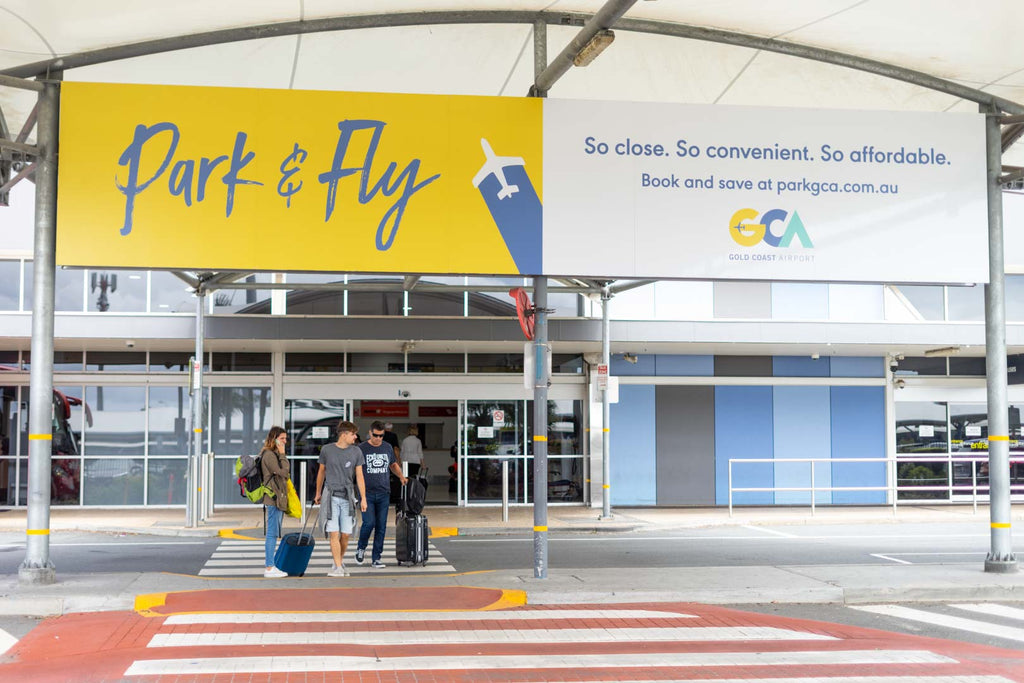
264,567,288,578
327,564,348,577
371,560,386,569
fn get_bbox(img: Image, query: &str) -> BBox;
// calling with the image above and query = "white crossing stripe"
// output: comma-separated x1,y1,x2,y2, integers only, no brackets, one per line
149,626,834,648
164,609,695,625
0,628,17,657
852,604,1024,643
199,538,454,576
950,602,1024,622
124,650,955,676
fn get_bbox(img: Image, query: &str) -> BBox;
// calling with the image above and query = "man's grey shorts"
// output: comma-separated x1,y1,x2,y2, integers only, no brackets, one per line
325,496,354,534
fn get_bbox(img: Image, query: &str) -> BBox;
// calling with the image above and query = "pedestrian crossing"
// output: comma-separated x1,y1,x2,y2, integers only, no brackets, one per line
852,602,1024,644
198,538,455,576
117,602,1024,681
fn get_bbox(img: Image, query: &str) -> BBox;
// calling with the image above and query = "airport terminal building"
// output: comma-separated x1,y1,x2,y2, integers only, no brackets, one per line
2,7,1024,514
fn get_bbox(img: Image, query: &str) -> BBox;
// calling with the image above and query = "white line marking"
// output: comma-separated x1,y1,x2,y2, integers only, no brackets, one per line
870,553,913,565
407,678,1013,683
449,533,992,542
951,603,1024,622
124,650,955,676
165,609,696,625
852,604,1024,643
741,525,798,538
0,542,208,548
149,626,833,648
0,628,17,657
197,565,456,576
879,552,987,556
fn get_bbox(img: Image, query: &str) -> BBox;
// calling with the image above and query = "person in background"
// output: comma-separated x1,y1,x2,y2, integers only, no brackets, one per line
355,420,406,568
260,426,292,578
383,421,403,506
400,425,423,477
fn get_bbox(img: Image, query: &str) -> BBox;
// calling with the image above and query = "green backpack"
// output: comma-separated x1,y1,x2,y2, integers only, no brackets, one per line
234,453,275,503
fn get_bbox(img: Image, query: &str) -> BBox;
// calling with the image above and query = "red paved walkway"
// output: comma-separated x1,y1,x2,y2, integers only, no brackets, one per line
2,587,1022,682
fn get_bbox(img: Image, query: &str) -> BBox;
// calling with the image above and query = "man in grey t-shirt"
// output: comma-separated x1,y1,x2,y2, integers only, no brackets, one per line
314,420,367,577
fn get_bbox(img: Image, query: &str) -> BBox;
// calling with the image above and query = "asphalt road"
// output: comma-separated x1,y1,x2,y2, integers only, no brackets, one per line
0,521,1019,575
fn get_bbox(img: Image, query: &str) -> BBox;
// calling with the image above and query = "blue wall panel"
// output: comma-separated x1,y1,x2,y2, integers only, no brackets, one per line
715,386,774,505
773,356,831,377
830,386,886,503
610,384,657,505
772,386,832,504
830,357,884,377
655,355,714,376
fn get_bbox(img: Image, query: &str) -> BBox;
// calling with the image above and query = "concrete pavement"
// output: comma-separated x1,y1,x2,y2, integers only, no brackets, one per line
0,503,1022,616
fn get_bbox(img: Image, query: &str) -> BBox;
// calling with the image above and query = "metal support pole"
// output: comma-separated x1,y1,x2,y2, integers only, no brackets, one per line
983,106,1017,573
532,277,549,579
502,459,509,523
19,78,59,586
600,287,613,520
187,290,205,528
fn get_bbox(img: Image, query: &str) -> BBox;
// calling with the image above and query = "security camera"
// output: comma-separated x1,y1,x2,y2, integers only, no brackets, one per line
400,390,410,398
125,340,136,349
889,358,899,373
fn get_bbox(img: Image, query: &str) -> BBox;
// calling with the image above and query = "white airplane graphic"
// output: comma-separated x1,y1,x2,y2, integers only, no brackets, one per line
472,138,525,200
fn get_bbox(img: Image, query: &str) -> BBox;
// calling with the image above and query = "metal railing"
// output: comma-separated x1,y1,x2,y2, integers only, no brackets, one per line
727,455,1024,516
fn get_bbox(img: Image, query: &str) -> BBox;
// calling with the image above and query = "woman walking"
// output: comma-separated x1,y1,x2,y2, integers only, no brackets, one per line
261,426,292,578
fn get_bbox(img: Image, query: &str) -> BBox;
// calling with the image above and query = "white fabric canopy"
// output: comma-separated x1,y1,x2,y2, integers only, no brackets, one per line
2,1,1023,163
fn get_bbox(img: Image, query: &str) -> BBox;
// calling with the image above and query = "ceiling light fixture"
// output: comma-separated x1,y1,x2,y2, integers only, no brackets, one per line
574,30,615,67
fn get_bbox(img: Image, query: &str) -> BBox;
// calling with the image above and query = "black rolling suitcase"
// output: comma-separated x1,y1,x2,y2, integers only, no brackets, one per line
274,502,316,576
396,479,429,566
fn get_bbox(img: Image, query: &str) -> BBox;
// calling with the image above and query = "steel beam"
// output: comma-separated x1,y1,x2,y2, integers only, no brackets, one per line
0,139,38,157
0,74,44,92
0,11,1020,114
531,0,638,96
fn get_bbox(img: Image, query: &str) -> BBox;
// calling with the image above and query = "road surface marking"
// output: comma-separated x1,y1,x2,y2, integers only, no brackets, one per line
124,650,955,676
951,603,1024,622
0,628,17,657
870,553,913,565
852,604,1024,643
741,525,798,538
149,626,833,647
164,608,693,624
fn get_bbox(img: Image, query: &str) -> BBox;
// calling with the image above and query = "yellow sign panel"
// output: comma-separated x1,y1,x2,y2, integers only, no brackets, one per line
57,82,543,275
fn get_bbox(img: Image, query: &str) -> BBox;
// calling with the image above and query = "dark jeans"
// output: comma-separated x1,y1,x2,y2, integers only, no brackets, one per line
357,489,390,562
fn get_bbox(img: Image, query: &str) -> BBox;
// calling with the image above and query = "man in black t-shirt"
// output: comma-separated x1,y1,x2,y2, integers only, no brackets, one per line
355,421,406,568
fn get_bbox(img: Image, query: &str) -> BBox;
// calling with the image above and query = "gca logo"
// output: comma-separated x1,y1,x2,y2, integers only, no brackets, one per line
729,208,814,248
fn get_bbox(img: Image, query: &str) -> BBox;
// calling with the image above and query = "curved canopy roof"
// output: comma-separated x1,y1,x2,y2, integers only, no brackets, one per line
2,1,1023,164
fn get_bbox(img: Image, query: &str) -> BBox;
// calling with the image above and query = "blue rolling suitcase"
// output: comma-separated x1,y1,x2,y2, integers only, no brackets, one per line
273,503,316,577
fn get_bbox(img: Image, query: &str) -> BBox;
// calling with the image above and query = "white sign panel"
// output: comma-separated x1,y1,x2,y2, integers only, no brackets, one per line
543,100,988,284
478,426,494,438
919,425,936,438
492,410,505,425
311,426,329,439
966,425,982,437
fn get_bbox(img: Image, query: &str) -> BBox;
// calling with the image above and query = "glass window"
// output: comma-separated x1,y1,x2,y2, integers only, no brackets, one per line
714,281,771,319
285,353,344,373
552,354,584,374
0,351,20,372
468,353,524,373
148,458,188,505
1008,275,1024,323
0,385,17,457
0,458,16,505
894,285,944,320
406,353,464,373
527,400,583,456
0,261,20,311
149,352,193,372
526,456,585,503
211,352,271,372
84,386,145,456
86,352,147,372
148,386,191,456
87,269,147,313
947,285,983,322
83,458,144,505
467,277,522,317
408,278,467,317
348,353,404,373
54,267,86,312
210,387,272,456
548,292,580,318
212,273,272,314
22,351,83,372
346,289,404,316
894,356,946,376
896,401,948,453
151,271,196,313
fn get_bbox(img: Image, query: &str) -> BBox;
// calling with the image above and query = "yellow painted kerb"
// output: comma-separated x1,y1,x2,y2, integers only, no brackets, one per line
219,528,261,540
135,592,169,615
429,527,458,538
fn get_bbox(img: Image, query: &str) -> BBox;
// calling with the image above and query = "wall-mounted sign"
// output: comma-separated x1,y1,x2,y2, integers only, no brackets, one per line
419,405,457,417
359,401,409,418
477,426,494,438
57,82,987,284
